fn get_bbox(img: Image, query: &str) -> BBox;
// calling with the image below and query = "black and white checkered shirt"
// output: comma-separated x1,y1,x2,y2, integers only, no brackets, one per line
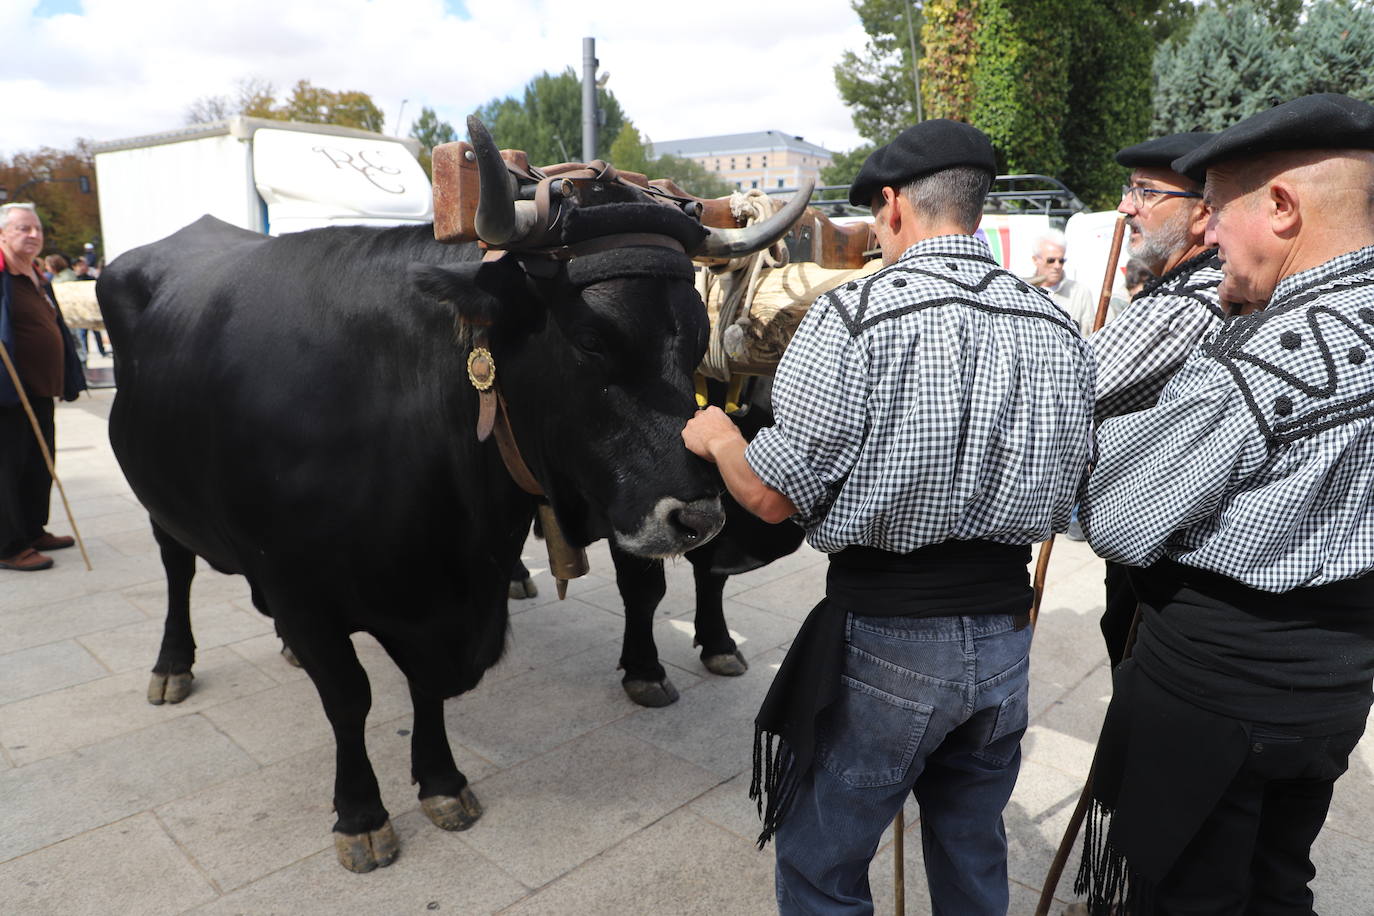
1092,249,1225,421
1084,244,1374,591
746,234,1096,554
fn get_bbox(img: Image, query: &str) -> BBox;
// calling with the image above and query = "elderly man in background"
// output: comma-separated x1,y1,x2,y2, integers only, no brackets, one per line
1030,229,1101,334
0,203,85,571
1079,93,1374,913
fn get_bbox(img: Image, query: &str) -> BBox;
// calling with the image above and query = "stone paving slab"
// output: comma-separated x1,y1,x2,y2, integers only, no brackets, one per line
0,392,1370,915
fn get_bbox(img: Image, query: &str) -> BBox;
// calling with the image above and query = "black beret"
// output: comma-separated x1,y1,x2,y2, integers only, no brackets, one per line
1115,132,1214,172
849,119,997,207
1172,93,1374,182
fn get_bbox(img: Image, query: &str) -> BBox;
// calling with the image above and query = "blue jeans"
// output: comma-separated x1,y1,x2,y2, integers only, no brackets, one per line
775,613,1032,915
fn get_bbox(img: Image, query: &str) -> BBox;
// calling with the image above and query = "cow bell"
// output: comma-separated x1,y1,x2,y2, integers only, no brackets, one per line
536,503,588,599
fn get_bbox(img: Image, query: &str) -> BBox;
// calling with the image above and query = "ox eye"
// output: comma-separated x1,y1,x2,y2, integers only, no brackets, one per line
574,330,606,358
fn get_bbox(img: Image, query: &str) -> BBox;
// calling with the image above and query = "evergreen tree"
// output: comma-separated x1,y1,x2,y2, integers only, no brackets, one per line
1152,2,1291,133
1286,0,1374,102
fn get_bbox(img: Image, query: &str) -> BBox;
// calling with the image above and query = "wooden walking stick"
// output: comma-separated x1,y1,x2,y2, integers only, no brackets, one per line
0,338,91,571
1031,214,1130,916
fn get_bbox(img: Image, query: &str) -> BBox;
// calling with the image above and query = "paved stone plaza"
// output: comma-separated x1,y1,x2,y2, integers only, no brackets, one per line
2,387,1371,915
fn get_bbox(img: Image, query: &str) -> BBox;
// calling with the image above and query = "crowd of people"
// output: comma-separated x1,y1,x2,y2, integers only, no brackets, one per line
684,91,1374,914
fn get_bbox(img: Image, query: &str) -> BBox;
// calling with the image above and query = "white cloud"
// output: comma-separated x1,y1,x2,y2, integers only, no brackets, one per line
2,0,868,156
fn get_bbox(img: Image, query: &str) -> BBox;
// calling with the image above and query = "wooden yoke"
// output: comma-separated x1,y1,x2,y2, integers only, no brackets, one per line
430,141,874,268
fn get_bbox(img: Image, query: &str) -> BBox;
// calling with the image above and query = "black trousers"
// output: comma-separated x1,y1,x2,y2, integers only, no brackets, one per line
0,397,55,555
1151,724,1365,915
1101,560,1138,668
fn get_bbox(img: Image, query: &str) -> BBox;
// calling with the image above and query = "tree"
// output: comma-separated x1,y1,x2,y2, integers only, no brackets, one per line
1062,2,1154,209
606,121,733,198
409,106,459,178
919,0,979,123
834,0,924,144
0,142,100,258
1152,3,1292,133
277,80,385,132
184,77,384,132
474,68,625,166
1285,0,1374,103
819,145,876,199
969,0,1073,178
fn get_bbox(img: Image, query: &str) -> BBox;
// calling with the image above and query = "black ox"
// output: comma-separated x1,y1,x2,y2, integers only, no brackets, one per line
97,120,808,872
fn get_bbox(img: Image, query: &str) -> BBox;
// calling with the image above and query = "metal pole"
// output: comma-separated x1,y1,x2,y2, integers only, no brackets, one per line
395,99,408,138
582,37,598,162
904,2,922,123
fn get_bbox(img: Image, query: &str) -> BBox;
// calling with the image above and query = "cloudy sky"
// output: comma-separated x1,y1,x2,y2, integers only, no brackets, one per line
4,0,870,158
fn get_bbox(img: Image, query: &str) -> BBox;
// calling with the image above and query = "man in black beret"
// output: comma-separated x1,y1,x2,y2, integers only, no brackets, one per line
1089,131,1226,667
1077,93,1374,912
683,120,1093,914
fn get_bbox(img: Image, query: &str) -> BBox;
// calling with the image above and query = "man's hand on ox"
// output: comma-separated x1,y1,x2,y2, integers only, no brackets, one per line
681,407,797,525
682,406,744,463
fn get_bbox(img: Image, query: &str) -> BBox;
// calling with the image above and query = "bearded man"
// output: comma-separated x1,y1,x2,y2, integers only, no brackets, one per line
1090,132,1225,666
1079,93,1374,914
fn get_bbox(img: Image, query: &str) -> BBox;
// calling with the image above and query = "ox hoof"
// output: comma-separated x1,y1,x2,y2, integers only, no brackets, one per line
333,820,400,873
280,645,302,668
623,677,680,708
508,577,539,600
147,671,194,705
702,650,749,677
421,786,483,831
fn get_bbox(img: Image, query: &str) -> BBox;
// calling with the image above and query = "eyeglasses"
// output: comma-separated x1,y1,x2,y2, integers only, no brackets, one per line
1120,185,1202,208
1037,257,1066,265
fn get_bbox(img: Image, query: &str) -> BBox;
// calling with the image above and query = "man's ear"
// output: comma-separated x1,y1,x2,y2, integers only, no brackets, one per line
410,256,527,325
1268,179,1301,237
1187,196,1211,243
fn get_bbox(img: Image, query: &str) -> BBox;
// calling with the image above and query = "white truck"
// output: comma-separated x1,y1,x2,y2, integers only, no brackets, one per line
93,117,434,262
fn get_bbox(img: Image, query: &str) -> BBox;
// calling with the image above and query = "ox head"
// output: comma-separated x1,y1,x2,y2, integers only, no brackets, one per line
412,118,811,559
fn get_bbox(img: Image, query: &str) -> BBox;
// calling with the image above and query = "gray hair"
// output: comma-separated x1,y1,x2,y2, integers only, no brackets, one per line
898,167,992,232
1034,228,1067,253
0,202,38,230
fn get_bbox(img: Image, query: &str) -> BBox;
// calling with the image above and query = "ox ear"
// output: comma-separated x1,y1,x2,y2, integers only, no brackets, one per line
410,258,526,326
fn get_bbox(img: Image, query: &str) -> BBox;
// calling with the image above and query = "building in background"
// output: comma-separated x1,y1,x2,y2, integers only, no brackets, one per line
650,130,834,192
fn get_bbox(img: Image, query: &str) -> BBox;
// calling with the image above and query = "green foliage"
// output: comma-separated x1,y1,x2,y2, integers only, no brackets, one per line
1143,0,1201,42
819,145,877,200
1063,2,1154,209
969,0,1072,177
608,122,652,174
185,77,384,133
651,155,734,199
919,0,978,123
0,142,100,258
1152,3,1292,133
276,80,385,132
605,121,732,198
409,107,458,178
834,0,924,142
1285,0,1374,102
474,68,625,166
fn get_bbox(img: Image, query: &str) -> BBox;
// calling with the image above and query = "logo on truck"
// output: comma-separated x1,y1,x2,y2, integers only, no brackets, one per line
313,146,406,194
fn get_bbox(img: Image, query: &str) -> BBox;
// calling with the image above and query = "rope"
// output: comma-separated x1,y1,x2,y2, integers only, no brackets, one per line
700,189,788,380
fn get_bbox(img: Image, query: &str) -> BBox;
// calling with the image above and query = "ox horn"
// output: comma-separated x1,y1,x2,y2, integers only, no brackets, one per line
467,115,537,246
693,178,816,260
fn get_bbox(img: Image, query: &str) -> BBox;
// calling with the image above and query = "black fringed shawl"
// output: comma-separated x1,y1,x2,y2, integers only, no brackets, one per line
749,540,1032,846
1075,560,1374,911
